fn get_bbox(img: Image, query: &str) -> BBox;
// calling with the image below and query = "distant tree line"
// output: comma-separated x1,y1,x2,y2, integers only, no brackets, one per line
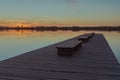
0,26,120,31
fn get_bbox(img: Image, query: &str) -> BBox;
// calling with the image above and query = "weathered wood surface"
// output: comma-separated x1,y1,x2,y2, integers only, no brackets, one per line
56,40,82,56
57,40,82,48
78,32,95,42
0,34,120,80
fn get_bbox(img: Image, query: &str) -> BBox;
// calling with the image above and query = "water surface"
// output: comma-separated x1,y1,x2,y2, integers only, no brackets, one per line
0,30,120,63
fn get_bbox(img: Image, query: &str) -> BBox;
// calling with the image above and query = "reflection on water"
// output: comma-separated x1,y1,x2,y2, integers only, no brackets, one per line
0,30,120,63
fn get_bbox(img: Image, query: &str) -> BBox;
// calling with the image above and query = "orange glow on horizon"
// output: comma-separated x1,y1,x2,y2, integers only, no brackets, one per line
0,20,120,27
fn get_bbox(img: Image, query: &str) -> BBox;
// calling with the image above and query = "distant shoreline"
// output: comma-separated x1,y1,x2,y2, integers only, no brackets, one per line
0,26,120,31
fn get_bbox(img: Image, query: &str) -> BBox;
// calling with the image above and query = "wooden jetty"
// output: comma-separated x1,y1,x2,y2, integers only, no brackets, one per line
0,34,120,80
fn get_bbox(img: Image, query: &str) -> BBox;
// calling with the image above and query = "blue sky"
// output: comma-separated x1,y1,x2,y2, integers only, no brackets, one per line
0,0,120,27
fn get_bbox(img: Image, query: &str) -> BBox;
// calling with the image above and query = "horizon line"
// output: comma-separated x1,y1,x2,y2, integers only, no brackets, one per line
0,25,120,28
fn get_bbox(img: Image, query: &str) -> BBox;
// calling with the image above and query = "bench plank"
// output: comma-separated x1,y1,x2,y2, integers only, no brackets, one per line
56,40,82,56
78,32,95,42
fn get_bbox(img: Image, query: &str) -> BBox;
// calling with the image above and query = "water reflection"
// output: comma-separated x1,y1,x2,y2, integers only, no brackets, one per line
0,30,120,63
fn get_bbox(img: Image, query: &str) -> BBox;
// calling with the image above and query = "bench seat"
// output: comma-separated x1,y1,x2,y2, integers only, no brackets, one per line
78,36,90,42
56,40,82,56
78,32,95,42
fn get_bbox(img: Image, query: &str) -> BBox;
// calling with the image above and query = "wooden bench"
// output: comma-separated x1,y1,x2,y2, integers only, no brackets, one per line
56,40,82,56
86,32,95,38
78,32,95,42
78,36,90,42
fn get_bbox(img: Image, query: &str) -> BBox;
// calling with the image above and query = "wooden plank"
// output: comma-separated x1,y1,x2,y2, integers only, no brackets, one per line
78,32,95,42
56,40,82,56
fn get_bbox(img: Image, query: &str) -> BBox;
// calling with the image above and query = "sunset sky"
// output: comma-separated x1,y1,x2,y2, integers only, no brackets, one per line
0,0,120,27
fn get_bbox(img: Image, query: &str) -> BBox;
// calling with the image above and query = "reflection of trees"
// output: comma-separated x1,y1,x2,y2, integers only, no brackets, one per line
0,26,120,32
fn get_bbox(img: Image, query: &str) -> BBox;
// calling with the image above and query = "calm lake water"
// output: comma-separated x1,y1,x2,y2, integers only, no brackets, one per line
0,30,120,63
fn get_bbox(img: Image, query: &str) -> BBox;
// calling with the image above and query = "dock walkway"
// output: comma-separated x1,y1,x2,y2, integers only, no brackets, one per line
0,34,120,80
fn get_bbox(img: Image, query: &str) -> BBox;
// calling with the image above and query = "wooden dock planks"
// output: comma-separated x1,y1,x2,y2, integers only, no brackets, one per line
0,34,120,80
